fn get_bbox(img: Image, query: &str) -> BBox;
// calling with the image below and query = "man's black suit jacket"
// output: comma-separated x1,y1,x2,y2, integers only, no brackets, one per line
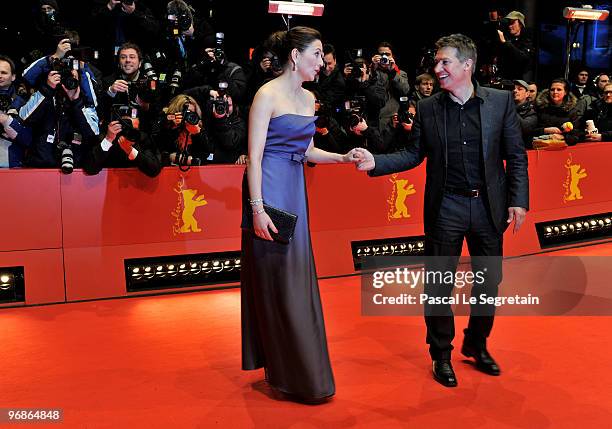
370,83,529,234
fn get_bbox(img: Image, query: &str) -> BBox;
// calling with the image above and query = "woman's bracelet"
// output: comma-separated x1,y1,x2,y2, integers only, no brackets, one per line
252,208,265,215
249,198,264,206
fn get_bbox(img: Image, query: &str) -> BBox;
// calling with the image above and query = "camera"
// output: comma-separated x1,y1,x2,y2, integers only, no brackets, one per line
268,54,282,75
181,103,200,126
211,81,229,116
169,69,182,95
397,96,414,124
142,59,158,81
112,105,141,142
57,140,74,174
167,12,192,36
344,96,365,129
346,48,365,80
50,57,80,90
0,94,12,112
129,77,158,104
380,53,390,66
214,32,226,63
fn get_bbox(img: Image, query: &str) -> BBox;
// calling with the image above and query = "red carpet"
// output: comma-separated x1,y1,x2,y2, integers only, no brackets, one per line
1,244,612,428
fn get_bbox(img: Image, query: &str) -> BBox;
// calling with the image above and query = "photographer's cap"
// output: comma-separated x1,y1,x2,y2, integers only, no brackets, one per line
514,79,529,90
504,11,525,27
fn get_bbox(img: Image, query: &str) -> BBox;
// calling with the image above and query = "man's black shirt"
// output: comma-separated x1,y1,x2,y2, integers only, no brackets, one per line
444,93,484,189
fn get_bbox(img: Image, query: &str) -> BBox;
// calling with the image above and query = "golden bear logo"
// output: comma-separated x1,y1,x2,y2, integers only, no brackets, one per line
387,174,416,221
172,177,207,235
563,154,587,202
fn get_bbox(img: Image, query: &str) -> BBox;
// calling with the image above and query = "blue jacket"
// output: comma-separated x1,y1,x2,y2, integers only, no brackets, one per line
19,81,99,168
22,56,99,109
0,86,32,167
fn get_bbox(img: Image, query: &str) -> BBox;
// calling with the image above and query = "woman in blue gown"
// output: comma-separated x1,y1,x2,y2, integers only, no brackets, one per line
241,26,359,403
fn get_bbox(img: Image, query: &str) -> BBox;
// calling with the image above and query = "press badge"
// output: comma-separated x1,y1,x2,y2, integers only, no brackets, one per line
46,134,55,144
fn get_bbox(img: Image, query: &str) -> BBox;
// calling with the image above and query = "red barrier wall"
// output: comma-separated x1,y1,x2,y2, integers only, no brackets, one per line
1,143,611,305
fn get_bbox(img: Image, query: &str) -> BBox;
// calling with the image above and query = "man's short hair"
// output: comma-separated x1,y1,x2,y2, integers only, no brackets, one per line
377,41,393,53
435,33,478,75
323,44,336,59
416,73,434,85
0,55,16,75
118,42,142,62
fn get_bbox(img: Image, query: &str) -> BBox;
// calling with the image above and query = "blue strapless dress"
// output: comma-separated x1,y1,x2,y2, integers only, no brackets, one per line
240,114,335,399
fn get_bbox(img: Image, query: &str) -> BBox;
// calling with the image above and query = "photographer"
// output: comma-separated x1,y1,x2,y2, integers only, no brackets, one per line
91,0,159,73
245,45,283,104
304,44,345,113
340,96,385,154
0,56,32,167
184,83,247,164
22,32,99,109
19,67,99,171
28,1,67,60
343,55,385,129
153,94,210,168
313,95,346,154
162,0,215,71
380,96,416,154
101,43,158,132
183,33,248,107
483,10,534,81
370,41,411,130
82,104,161,177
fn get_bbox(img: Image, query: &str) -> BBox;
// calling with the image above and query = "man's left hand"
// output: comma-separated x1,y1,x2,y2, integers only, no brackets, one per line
497,30,506,43
507,206,527,233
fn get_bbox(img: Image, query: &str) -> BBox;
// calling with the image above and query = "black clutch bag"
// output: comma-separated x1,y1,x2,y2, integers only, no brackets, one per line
249,204,298,244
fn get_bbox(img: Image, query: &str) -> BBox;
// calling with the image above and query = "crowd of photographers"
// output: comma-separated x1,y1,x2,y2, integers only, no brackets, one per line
1,2,611,173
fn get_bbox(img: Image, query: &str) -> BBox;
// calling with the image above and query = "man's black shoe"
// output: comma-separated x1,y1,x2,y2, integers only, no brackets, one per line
461,344,501,376
432,359,458,387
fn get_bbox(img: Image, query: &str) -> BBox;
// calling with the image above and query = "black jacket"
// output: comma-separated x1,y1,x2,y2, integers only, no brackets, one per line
370,83,529,234
515,100,537,147
580,99,612,142
534,90,581,146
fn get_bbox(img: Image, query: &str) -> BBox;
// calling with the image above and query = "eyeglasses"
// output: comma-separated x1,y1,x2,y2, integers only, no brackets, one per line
604,91,612,95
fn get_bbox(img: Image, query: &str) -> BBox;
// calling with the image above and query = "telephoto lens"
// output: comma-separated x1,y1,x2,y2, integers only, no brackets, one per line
58,141,74,174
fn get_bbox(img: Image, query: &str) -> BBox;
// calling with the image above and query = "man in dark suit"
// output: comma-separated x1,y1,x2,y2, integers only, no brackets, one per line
355,34,528,387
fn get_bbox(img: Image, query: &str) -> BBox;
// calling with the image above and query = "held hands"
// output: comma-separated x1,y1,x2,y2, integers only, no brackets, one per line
507,207,527,233
352,147,375,171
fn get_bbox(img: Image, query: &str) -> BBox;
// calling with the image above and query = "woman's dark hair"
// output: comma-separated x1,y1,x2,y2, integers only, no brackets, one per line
264,26,321,68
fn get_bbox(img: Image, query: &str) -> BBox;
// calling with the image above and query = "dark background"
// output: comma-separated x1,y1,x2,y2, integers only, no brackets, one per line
5,0,611,85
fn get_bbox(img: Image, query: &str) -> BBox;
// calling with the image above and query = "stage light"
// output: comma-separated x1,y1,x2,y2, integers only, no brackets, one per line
124,251,242,292
536,212,612,248
268,1,324,17
563,6,609,21
0,267,25,303
351,236,426,270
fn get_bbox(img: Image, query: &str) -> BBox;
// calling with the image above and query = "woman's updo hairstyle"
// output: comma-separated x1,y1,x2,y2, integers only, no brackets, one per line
264,26,321,69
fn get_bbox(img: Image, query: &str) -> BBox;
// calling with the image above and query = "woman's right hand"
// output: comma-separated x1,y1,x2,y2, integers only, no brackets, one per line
253,211,278,241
